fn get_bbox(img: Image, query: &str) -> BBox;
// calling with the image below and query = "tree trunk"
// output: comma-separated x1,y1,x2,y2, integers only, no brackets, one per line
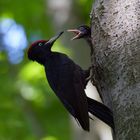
90,0,140,139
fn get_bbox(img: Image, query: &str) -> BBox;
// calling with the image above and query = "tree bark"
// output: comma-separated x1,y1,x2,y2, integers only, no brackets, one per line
90,0,140,139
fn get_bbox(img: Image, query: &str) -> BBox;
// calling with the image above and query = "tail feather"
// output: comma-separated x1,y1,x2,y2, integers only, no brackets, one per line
87,97,114,130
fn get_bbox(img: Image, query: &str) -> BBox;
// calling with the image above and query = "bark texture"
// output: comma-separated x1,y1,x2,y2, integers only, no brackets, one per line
90,0,140,139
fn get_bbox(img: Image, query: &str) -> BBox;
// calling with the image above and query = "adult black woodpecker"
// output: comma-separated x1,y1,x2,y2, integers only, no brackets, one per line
27,32,114,131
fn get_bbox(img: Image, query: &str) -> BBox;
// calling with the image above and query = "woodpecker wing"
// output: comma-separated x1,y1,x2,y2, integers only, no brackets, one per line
45,52,89,131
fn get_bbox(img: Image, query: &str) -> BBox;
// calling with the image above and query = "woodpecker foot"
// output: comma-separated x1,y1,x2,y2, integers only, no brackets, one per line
87,65,98,86
84,66,92,83
85,73,92,82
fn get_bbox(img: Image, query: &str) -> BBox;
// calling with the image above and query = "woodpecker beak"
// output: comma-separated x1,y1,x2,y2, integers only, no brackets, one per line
45,31,64,46
67,29,83,40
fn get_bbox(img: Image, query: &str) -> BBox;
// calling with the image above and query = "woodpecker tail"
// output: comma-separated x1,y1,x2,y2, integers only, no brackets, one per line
87,97,114,130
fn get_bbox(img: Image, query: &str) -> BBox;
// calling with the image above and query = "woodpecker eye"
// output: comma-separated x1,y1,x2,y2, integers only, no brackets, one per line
38,43,43,46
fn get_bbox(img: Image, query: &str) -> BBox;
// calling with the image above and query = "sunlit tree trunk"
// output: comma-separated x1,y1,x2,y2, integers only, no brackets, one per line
90,0,140,139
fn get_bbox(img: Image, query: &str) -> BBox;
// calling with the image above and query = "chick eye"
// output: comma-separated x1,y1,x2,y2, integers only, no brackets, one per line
38,43,43,46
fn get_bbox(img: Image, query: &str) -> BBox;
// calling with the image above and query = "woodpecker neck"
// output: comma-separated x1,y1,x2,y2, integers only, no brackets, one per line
33,49,52,65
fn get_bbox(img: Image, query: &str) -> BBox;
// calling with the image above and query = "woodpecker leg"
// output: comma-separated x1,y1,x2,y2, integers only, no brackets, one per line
85,65,95,81
85,65,104,100
84,66,92,86
85,68,92,82
85,65,98,87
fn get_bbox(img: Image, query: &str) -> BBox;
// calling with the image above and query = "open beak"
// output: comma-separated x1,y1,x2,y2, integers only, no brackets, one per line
45,31,64,46
67,29,82,40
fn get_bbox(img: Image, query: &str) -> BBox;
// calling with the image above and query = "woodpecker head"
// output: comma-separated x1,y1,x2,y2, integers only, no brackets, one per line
28,31,63,64
67,25,91,40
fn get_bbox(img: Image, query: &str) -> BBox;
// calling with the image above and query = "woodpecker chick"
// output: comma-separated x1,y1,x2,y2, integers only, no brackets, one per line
67,25,93,54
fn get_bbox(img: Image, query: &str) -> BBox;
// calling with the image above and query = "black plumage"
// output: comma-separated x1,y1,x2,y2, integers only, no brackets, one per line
28,32,114,131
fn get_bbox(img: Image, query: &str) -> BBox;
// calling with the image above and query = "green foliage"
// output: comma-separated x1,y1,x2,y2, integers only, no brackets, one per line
0,0,53,37
74,0,94,23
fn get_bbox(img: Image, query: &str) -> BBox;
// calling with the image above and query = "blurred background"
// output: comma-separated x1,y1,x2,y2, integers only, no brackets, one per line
0,0,112,140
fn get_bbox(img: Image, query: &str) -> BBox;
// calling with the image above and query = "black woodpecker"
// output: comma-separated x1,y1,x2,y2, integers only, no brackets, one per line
28,32,114,131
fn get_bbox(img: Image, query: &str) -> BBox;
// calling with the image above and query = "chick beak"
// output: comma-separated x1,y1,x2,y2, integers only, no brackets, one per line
67,29,82,40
